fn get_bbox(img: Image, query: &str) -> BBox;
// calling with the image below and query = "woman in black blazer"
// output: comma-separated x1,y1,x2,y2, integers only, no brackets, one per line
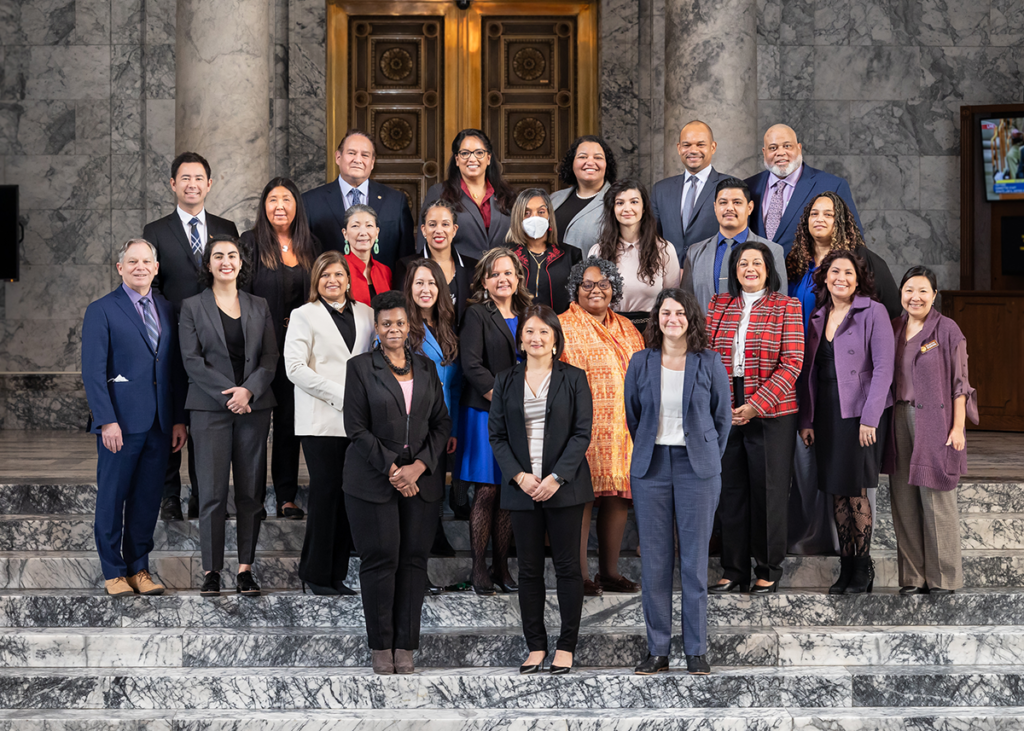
417,129,515,259
240,177,321,520
343,290,451,676
457,247,533,595
489,304,594,675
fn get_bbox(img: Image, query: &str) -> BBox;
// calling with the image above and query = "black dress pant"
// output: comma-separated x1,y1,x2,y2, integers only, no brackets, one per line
298,436,352,585
346,490,437,651
162,431,197,503
719,413,797,583
270,365,302,506
510,502,586,654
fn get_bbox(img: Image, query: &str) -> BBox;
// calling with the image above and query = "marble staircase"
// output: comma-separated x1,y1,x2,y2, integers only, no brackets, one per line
0,478,1022,729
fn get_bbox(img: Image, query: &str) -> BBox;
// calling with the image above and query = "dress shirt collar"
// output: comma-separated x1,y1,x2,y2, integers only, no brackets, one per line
717,227,750,244
337,176,371,205
121,282,151,304
176,206,206,227
767,162,804,190
687,165,714,185
419,244,465,268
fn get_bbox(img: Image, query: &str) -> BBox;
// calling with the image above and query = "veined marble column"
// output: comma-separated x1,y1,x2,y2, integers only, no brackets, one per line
175,0,270,229
663,0,758,178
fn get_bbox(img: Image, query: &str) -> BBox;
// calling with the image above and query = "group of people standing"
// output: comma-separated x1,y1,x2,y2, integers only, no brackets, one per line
82,119,977,679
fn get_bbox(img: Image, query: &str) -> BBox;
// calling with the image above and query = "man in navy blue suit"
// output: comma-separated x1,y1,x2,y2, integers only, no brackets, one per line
302,129,415,271
82,239,188,596
746,124,863,256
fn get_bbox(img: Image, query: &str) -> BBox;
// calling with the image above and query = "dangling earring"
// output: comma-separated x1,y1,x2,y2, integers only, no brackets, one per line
373,238,380,255
483,289,489,300
552,348,557,357
343,240,350,255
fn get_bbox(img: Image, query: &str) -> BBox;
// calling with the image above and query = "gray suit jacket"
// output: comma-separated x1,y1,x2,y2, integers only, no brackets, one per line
178,289,279,412
680,231,788,315
652,167,733,264
550,182,610,252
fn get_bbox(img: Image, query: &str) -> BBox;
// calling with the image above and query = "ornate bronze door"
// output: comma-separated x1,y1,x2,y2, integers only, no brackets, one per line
327,2,598,210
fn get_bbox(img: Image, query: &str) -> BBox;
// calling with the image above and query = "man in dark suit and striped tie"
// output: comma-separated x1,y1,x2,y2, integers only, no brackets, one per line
143,152,239,520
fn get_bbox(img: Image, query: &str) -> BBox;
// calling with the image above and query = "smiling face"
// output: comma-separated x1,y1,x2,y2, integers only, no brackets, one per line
714,187,754,235
576,265,613,318
265,186,296,232
455,136,490,183
170,162,212,211
826,257,858,303
208,241,241,285
762,124,803,178
521,315,556,358
411,265,439,312
317,262,349,303
736,248,768,293
374,307,410,353
614,188,643,229
677,122,717,175
343,211,380,259
808,196,836,244
901,275,936,319
572,141,607,188
420,205,458,256
483,255,518,302
335,133,375,187
658,297,689,342
116,242,159,294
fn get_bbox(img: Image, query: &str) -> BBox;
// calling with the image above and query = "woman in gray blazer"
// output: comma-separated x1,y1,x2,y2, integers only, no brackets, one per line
179,235,278,598
551,135,617,252
624,288,731,677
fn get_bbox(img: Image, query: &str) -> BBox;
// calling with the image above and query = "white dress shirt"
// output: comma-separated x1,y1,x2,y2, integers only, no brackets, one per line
679,165,714,218
176,207,207,252
656,367,686,446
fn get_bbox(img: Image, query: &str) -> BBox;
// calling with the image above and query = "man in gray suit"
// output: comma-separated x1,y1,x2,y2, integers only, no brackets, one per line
652,121,736,264
681,177,787,315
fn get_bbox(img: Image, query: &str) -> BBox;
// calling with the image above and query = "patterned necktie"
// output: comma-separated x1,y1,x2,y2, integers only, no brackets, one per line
139,297,159,351
764,181,785,241
348,188,362,208
189,216,202,265
715,238,735,296
681,175,698,232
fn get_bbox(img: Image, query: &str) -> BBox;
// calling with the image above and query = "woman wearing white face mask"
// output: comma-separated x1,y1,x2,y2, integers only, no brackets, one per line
507,188,582,315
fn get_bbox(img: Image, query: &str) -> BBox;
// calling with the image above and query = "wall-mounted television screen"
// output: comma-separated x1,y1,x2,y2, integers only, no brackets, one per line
981,117,1024,202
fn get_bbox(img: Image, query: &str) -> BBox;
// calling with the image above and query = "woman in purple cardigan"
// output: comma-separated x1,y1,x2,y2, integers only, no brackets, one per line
882,266,978,596
797,251,894,594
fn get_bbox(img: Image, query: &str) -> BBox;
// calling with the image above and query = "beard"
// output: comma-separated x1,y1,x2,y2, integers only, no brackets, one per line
764,153,803,178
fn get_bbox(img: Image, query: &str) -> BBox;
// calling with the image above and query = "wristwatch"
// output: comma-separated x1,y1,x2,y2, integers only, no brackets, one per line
550,473,567,487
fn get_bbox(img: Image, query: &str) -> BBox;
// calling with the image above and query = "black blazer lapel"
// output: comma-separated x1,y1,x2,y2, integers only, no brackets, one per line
166,213,199,272
239,292,259,381
112,287,155,353
461,191,488,242
507,365,531,467
367,181,387,217
325,182,349,234
372,349,408,413
489,304,517,356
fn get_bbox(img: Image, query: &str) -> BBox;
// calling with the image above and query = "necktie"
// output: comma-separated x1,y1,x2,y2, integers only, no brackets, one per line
715,238,735,296
348,188,362,208
764,182,785,241
139,297,159,351
681,175,698,232
189,216,202,265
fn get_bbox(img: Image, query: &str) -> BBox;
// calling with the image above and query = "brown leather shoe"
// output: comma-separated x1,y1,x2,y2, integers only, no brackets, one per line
394,648,414,674
596,572,641,593
105,577,134,596
583,579,604,596
126,570,165,595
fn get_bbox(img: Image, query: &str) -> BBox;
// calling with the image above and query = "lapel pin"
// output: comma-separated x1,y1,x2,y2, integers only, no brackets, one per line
377,195,382,200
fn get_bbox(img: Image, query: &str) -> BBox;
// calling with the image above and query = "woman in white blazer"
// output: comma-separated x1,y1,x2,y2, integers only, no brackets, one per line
285,251,374,595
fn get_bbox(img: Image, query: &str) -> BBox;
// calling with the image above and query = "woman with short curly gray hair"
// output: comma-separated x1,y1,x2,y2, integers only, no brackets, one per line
558,256,646,596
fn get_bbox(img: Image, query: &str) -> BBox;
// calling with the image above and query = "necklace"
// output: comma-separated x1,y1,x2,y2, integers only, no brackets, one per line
281,244,289,252
381,344,413,375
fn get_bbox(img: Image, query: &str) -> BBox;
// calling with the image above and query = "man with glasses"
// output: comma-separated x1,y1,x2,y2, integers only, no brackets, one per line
303,129,415,270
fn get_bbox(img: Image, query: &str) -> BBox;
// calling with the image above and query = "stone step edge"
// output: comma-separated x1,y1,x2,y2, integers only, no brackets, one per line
3,548,1022,557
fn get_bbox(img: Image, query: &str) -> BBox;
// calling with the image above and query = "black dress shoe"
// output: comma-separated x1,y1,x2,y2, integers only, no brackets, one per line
549,664,571,675
425,582,444,596
236,570,261,596
519,662,543,674
276,503,305,519
899,585,928,595
186,496,199,520
332,581,358,595
929,588,955,596
200,571,221,596
634,654,669,675
160,497,183,521
708,580,748,594
686,654,711,675
750,581,778,594
303,581,339,595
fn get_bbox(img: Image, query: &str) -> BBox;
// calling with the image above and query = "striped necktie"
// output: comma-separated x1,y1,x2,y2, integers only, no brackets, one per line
139,297,159,351
188,216,202,265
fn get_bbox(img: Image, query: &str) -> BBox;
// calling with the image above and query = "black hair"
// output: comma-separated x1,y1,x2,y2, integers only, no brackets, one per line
336,129,376,156
726,241,782,297
517,304,566,359
556,135,618,188
251,176,317,271
899,265,938,291
812,250,876,310
171,151,211,180
439,129,515,214
644,288,708,352
370,289,408,323
420,198,459,226
715,176,752,203
199,234,250,289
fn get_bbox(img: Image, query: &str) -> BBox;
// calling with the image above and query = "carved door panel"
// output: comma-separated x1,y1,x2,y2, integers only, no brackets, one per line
481,17,576,195
347,17,444,213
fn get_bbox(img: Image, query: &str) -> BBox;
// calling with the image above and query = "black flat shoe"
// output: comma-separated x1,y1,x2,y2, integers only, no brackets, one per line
686,654,711,675
200,571,221,597
549,664,571,675
929,588,955,596
634,654,669,675
425,582,444,596
750,581,778,594
276,503,304,519
899,585,927,595
519,663,543,674
236,570,261,596
708,580,748,594
302,581,339,596
332,581,358,595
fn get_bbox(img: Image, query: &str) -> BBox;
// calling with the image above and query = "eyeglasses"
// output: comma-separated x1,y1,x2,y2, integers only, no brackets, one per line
457,149,488,160
580,279,612,292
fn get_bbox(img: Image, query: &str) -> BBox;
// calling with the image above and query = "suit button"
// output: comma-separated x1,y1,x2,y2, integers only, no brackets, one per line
848,350,855,355
850,370,856,375
153,381,157,386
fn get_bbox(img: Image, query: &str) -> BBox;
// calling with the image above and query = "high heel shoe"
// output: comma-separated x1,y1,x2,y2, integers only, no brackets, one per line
708,579,749,594
519,662,543,674
830,556,854,594
491,571,518,594
750,581,778,594
276,502,305,520
472,581,496,596
844,556,874,594
549,663,572,675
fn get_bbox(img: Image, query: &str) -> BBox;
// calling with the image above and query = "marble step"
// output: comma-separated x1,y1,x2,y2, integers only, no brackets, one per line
1,665,1022,711
3,707,1024,731
1,548,1022,590
2,624,1023,669
3,588,1024,630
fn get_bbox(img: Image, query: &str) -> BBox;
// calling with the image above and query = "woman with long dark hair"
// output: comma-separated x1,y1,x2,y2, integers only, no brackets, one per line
417,129,515,258
506,188,581,315
590,179,680,330
551,135,617,251
240,177,321,519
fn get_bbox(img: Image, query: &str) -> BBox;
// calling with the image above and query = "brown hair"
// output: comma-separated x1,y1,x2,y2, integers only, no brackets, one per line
404,258,459,366
786,191,865,282
466,247,533,316
643,288,708,353
505,188,559,249
811,250,876,310
595,179,664,286
307,250,351,303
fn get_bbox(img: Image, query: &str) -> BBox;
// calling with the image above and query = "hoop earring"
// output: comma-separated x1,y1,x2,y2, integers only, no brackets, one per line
343,240,350,255
373,238,380,255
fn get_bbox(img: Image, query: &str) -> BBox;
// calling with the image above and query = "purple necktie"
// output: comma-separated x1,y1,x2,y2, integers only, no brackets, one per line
764,182,785,241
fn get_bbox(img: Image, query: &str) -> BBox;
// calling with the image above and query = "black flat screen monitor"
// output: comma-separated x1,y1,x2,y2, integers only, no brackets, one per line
981,117,1024,202
0,185,18,281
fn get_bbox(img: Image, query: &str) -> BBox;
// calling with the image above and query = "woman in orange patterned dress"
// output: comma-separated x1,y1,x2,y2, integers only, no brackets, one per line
559,256,646,595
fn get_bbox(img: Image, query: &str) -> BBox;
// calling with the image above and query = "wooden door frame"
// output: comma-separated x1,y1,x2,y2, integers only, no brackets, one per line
325,0,599,182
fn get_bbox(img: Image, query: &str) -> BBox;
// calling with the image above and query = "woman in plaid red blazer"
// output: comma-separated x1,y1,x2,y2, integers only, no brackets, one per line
705,240,804,594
